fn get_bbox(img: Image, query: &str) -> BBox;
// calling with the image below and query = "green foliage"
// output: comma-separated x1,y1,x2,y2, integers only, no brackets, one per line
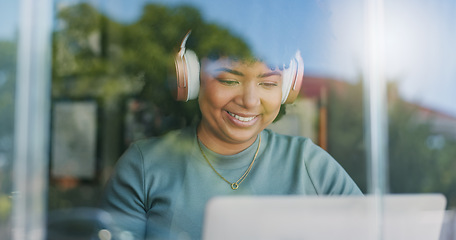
388,95,456,207
0,40,16,139
0,40,16,231
388,100,434,192
0,41,17,69
327,79,367,192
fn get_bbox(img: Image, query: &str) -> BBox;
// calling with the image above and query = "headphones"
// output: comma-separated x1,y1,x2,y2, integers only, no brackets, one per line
173,31,304,104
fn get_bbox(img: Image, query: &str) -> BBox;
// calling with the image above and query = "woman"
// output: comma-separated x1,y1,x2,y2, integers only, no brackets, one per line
101,36,362,240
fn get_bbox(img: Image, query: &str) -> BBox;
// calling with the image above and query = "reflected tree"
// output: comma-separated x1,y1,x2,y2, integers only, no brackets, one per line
327,78,367,192
0,40,16,236
0,41,16,140
388,85,456,207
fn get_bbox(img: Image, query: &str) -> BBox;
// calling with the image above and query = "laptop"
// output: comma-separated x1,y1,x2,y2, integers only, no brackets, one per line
202,194,446,240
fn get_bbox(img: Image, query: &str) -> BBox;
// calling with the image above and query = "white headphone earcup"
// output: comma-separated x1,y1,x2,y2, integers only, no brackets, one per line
183,49,200,101
281,51,304,104
172,31,201,102
281,60,296,104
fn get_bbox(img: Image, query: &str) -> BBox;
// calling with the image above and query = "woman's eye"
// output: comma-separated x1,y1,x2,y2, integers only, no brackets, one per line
217,79,239,86
259,82,278,87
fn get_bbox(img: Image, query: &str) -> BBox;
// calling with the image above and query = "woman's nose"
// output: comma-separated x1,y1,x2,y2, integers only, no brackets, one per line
239,83,260,108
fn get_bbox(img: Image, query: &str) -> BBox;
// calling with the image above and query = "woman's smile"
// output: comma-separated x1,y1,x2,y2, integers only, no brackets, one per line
227,111,257,122
225,110,259,127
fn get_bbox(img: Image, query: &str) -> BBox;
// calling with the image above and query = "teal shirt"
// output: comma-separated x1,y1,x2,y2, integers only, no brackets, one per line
101,126,362,240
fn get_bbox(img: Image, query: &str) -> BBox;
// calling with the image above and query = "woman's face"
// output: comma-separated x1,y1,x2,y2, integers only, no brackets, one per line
198,58,283,147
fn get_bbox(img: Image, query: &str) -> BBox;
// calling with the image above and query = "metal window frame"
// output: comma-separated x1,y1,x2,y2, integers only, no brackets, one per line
12,0,53,239
364,0,389,240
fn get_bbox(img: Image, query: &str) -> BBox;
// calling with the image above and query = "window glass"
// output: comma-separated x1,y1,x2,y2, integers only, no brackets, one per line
47,0,455,238
0,1,19,238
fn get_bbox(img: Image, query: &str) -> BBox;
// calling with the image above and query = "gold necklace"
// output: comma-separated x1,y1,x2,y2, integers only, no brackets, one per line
197,135,261,190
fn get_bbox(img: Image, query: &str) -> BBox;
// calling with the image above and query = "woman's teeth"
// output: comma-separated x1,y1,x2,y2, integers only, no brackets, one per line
228,112,256,122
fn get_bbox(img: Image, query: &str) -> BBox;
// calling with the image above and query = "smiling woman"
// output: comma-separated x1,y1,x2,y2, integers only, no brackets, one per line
197,60,283,154
100,32,362,239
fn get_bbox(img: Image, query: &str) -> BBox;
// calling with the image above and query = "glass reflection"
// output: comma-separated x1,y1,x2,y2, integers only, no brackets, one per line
0,1,19,238
47,0,455,239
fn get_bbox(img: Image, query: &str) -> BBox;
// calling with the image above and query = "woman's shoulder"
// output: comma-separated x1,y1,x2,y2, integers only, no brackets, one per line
263,129,362,195
263,128,316,148
263,128,333,162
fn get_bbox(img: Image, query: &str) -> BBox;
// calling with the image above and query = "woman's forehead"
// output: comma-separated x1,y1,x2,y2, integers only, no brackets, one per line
202,58,281,76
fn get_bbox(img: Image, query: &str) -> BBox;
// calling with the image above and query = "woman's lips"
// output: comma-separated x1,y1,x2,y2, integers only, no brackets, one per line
227,111,257,122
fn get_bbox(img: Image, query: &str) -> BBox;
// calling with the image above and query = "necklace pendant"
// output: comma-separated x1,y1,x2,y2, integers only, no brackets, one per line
231,182,239,190
197,134,261,192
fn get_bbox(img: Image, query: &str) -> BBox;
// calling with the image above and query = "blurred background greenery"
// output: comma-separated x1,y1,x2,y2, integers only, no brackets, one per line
0,39,16,236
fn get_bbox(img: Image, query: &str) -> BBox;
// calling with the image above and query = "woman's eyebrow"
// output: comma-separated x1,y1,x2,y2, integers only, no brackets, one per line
214,68,244,76
258,71,282,78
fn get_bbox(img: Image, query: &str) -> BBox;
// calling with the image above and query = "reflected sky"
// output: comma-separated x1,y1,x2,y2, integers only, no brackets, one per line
384,0,456,116
2,0,456,117
0,1,18,41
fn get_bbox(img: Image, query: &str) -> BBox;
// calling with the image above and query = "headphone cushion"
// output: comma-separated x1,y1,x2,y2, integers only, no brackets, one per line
183,50,200,101
282,51,304,104
281,61,295,104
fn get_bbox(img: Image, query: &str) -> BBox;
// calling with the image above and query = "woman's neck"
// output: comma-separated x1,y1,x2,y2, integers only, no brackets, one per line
196,124,258,155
